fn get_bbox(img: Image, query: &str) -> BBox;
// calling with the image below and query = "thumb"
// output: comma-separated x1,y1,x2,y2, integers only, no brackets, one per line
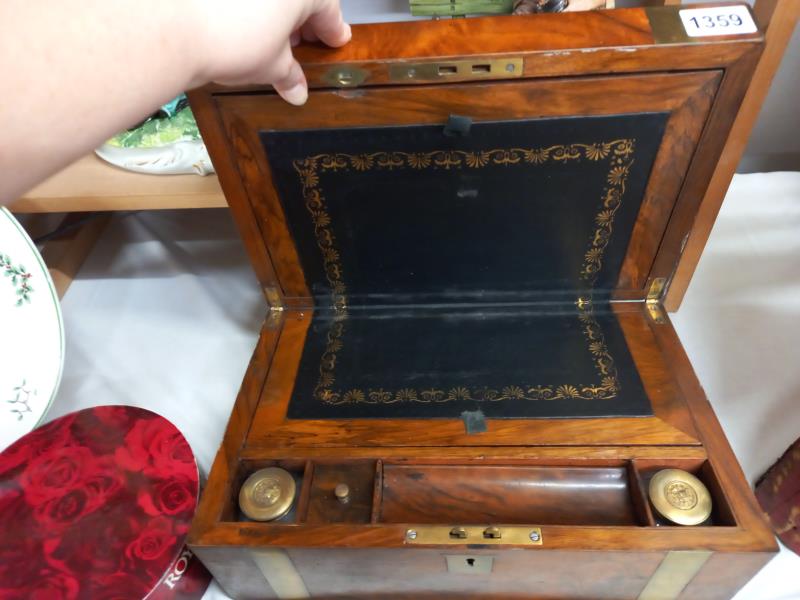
271,45,308,106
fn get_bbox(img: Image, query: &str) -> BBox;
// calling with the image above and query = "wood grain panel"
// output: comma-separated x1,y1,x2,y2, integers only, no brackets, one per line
617,71,720,289
677,551,774,600
244,306,699,449
650,317,778,551
666,0,799,310
188,90,281,299
190,320,282,539
187,10,775,598
380,465,638,525
194,520,773,553
239,445,707,462
202,8,759,92
290,548,662,600
306,462,375,524
647,43,763,301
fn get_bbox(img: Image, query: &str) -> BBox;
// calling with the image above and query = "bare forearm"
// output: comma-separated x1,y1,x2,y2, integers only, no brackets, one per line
0,0,202,203
0,0,350,204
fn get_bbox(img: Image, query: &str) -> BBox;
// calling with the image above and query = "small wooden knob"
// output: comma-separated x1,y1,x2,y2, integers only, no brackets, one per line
334,483,350,504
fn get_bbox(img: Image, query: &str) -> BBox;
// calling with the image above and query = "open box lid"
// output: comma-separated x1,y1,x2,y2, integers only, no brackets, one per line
188,5,763,447
190,4,762,309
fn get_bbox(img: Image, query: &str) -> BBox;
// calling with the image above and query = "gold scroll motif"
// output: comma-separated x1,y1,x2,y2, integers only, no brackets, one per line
292,140,635,405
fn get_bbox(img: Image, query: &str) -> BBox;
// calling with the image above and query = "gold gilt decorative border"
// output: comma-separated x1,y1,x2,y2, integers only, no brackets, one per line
292,140,635,405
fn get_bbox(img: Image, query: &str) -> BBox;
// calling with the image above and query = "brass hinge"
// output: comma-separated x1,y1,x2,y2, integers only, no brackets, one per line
322,65,369,88
645,278,667,324
264,287,284,312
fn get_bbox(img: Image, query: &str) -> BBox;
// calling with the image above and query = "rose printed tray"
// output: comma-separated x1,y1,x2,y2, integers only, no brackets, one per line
0,405,211,598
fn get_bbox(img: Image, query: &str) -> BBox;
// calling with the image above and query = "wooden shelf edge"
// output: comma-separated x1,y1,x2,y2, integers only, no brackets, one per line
12,154,227,214
11,193,228,213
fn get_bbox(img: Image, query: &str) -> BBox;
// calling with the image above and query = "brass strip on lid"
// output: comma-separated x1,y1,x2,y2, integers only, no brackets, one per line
637,550,712,600
645,6,697,45
251,549,310,599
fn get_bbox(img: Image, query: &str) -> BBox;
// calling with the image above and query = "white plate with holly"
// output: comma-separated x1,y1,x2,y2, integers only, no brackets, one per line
0,207,64,451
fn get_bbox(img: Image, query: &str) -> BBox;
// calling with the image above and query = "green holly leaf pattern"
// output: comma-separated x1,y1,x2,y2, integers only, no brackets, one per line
1,252,33,306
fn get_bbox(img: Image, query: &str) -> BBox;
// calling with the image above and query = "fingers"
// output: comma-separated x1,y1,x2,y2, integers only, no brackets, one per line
271,45,308,106
275,0,349,106
290,29,302,48
306,0,351,48
300,23,319,43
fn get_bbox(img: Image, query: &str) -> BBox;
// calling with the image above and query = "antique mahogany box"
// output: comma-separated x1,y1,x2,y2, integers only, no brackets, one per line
187,5,777,598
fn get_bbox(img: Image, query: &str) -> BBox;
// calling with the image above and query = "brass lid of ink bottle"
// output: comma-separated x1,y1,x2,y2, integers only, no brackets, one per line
239,467,296,522
648,468,712,526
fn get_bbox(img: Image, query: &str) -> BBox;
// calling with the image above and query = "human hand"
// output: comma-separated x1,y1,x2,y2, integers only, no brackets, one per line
192,0,351,105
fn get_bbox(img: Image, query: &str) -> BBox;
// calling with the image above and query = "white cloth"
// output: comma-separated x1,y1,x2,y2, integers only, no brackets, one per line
47,172,800,599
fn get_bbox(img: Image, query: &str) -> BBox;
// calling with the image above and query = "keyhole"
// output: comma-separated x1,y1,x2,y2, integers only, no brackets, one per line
466,558,475,567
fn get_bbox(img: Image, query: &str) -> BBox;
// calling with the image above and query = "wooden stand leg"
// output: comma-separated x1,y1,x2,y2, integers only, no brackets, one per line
39,213,111,299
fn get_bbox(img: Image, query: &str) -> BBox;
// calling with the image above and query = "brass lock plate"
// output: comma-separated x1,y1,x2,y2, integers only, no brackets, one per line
405,525,542,545
389,58,523,82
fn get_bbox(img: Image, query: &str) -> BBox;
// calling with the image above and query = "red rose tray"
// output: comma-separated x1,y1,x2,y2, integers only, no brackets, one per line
0,405,211,599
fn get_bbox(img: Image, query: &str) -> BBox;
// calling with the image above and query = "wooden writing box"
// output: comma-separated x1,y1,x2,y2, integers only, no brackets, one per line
188,5,778,598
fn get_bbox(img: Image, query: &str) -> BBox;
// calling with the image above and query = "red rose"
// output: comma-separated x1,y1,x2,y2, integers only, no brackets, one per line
125,516,177,563
27,569,79,600
115,418,195,480
0,414,76,477
25,455,123,535
87,571,152,600
20,446,96,506
70,407,134,455
0,485,29,526
36,488,91,523
0,491,45,590
44,513,140,577
93,406,141,431
137,476,197,518
83,468,124,502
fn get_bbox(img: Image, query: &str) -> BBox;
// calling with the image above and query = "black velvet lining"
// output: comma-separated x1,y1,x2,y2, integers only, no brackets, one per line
260,113,666,419
286,305,651,419
263,113,668,299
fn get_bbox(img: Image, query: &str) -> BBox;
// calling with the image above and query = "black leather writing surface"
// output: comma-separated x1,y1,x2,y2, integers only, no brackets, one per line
286,305,651,419
261,113,665,419
262,113,668,301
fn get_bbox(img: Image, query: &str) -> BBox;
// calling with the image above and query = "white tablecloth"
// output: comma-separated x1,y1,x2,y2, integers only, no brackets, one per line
47,172,800,599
